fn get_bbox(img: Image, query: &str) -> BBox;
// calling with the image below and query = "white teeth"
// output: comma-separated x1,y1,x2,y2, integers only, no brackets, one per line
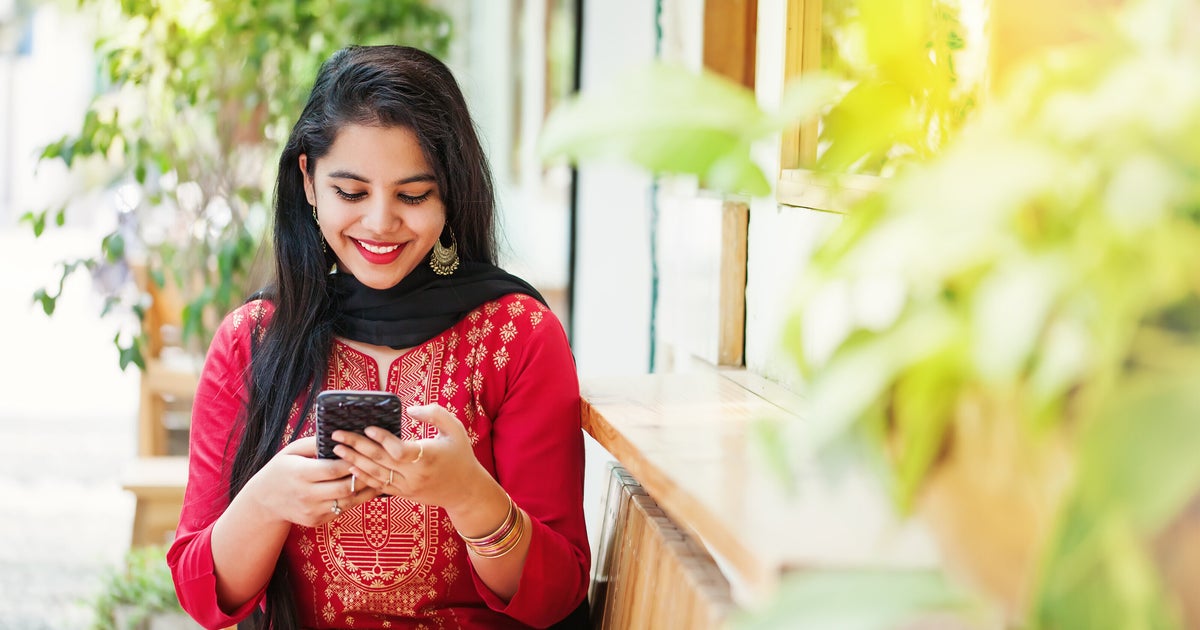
358,241,400,254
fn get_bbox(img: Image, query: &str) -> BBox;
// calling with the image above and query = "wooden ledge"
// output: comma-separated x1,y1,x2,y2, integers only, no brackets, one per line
581,369,941,604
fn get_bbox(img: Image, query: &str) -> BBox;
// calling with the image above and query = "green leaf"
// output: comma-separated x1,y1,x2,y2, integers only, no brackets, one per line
101,232,126,262
1076,369,1200,533
539,63,772,195
707,150,771,197
54,205,66,227
32,288,56,316
115,334,145,372
817,80,917,173
733,569,989,630
22,210,47,237
890,356,959,511
150,267,165,289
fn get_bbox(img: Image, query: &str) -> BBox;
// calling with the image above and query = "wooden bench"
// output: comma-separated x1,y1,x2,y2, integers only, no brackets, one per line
121,456,188,548
590,464,734,628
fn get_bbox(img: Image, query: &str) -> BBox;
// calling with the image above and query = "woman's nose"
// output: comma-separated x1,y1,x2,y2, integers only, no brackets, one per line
359,195,402,234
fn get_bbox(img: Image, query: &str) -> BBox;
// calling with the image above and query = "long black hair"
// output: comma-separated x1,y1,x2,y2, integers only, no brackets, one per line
229,45,497,630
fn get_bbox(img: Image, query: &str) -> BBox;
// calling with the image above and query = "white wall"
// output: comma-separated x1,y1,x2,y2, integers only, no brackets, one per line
1,6,97,227
570,0,658,378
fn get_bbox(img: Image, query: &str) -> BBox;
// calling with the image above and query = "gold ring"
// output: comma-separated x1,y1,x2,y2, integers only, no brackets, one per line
387,469,395,485
331,499,342,516
350,475,356,494
411,441,424,464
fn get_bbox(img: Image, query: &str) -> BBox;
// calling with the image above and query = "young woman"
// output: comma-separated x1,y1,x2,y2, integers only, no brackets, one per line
168,45,589,629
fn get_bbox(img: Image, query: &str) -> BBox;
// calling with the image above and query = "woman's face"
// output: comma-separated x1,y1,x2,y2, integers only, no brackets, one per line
300,124,445,290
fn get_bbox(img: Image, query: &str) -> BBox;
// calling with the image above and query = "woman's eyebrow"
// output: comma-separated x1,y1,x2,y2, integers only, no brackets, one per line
327,169,437,185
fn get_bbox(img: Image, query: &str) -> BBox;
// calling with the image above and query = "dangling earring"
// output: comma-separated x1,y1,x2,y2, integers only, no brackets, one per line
429,226,460,276
312,205,327,254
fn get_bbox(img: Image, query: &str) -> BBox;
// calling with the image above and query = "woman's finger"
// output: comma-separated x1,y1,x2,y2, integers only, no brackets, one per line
350,465,405,494
407,404,464,440
331,429,392,460
311,477,382,520
362,426,424,464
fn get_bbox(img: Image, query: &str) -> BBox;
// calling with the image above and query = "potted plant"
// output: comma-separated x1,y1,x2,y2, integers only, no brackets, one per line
23,0,452,370
89,545,194,630
541,0,1200,626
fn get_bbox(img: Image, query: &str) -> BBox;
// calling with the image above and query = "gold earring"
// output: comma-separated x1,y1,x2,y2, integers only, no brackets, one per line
429,227,460,276
312,205,327,254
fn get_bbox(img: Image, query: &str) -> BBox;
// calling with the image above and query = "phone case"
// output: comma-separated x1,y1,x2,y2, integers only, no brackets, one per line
315,390,405,459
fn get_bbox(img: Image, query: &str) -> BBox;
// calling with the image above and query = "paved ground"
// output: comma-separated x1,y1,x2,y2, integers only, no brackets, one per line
0,228,141,629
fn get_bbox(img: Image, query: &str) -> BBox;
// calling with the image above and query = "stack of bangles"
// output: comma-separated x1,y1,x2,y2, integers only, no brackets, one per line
459,495,525,558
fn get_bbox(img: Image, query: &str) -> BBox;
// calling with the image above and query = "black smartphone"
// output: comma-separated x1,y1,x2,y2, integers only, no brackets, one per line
315,390,405,459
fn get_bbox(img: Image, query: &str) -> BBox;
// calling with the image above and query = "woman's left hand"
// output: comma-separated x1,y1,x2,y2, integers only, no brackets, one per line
331,403,491,512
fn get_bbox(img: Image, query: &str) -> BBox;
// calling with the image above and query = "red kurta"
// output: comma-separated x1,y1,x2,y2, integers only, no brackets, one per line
168,294,589,629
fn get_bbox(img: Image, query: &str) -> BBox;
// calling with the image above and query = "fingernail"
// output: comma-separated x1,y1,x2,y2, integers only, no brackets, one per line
364,427,378,438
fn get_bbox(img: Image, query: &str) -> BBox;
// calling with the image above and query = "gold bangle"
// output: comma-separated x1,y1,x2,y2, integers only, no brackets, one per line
460,495,527,558
466,511,525,559
460,495,516,545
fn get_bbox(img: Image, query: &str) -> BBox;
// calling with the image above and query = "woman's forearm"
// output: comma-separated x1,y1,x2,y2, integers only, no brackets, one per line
210,478,293,612
444,477,531,601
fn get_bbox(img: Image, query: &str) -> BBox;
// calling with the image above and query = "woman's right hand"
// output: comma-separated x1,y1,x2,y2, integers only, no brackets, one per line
245,436,381,527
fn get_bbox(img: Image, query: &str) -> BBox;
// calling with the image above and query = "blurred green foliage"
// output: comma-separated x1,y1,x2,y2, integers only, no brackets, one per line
24,0,451,368
814,0,981,174
88,545,181,630
732,569,988,630
540,62,841,197
789,0,1200,626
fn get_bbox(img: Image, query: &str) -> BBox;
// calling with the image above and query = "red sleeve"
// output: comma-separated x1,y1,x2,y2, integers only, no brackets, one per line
468,303,590,628
167,301,270,629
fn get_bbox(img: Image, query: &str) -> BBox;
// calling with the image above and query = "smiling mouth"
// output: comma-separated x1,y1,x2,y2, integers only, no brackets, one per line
357,240,400,254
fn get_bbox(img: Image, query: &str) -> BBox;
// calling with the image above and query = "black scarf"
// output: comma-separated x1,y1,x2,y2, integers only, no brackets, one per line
330,262,547,349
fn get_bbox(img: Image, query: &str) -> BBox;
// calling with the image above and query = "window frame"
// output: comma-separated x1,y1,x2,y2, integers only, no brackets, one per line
777,0,886,213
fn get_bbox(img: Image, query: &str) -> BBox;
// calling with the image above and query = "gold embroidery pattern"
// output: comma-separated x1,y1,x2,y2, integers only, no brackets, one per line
499,321,517,344
329,343,378,393
230,300,269,336
315,500,436,604
464,344,487,369
306,340,453,622
492,346,509,370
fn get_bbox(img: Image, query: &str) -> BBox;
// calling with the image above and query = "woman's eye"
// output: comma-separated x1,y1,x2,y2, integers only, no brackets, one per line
334,188,367,201
399,191,431,205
